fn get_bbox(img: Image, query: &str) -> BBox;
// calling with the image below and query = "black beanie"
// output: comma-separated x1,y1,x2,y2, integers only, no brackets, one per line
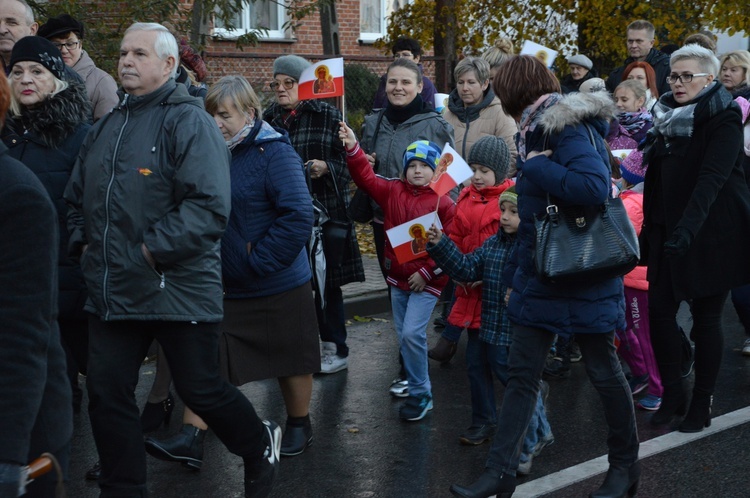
9,36,66,80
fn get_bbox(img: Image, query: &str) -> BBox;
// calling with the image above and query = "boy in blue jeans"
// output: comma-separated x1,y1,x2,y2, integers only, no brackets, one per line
427,187,553,474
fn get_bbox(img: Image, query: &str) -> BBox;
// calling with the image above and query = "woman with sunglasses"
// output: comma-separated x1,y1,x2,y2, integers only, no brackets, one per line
641,44,750,432
263,56,365,389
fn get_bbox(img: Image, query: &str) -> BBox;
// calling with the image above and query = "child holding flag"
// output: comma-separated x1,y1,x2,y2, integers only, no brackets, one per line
426,187,554,474
339,122,455,421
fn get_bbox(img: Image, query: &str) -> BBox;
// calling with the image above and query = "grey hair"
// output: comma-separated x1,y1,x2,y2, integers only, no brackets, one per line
627,20,655,38
124,22,178,78
14,0,35,25
454,57,491,84
9,76,68,116
671,44,720,76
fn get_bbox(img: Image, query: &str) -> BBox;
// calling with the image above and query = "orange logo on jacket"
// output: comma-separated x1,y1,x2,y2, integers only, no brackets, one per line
137,168,153,176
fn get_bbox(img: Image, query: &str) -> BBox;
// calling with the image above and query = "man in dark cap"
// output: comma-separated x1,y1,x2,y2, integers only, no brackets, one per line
38,13,117,120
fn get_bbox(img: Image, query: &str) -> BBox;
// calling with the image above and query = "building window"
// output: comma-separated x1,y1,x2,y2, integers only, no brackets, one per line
360,0,410,43
214,0,287,40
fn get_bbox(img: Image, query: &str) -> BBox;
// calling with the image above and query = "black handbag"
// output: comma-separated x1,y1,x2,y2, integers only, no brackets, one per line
533,124,640,284
307,161,353,269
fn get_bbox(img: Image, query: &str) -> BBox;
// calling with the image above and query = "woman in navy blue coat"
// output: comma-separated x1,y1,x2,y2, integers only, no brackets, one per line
449,56,639,498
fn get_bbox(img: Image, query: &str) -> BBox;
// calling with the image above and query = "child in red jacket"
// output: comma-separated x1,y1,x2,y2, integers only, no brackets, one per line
339,121,455,422
429,136,514,366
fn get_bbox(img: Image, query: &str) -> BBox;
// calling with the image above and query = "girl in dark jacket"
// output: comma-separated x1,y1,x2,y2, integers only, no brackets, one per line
449,56,639,498
2,36,91,413
641,44,750,432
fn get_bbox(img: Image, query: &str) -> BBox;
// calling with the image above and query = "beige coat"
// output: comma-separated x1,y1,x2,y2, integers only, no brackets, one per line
72,50,119,121
444,94,518,176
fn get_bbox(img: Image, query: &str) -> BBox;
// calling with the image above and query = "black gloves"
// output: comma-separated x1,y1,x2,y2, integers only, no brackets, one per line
663,227,692,258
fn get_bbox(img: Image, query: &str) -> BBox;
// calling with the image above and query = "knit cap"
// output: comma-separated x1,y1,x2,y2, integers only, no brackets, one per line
619,154,647,186
273,55,311,80
567,54,593,70
9,36,65,80
402,140,442,173
579,78,607,94
499,185,518,206
467,136,511,182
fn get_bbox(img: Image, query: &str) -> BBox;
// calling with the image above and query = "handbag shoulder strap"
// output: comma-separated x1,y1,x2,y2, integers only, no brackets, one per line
367,110,386,174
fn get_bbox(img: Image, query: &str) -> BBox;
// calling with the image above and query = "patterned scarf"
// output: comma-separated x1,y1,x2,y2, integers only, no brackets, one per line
617,109,652,136
226,119,255,150
651,82,732,139
517,93,562,161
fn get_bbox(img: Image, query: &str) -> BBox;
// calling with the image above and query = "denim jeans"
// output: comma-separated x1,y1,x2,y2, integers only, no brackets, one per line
486,324,638,474
316,284,349,357
466,330,550,455
87,317,267,496
390,287,438,397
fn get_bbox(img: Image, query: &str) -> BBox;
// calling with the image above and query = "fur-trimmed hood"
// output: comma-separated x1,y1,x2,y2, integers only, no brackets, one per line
540,91,617,134
13,81,91,149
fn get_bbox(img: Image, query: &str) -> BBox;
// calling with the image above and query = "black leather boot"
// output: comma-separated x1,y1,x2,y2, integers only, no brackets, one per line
449,468,516,498
140,392,175,433
678,391,713,433
650,379,687,426
145,424,206,470
589,461,640,498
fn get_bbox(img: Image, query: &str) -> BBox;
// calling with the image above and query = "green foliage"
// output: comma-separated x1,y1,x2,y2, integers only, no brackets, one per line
344,63,379,132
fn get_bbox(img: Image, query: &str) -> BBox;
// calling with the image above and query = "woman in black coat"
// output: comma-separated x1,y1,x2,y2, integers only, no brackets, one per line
641,44,750,432
2,36,91,412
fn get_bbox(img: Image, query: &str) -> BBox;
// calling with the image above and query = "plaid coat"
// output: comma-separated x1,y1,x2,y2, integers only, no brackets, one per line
264,100,365,287
427,229,516,346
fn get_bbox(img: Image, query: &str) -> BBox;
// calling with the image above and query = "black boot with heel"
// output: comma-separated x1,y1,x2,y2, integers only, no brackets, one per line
145,424,206,470
678,391,713,433
589,461,641,498
650,379,687,426
140,392,175,433
449,468,516,498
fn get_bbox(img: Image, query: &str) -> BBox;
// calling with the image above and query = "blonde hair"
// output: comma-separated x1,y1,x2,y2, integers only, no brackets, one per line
615,79,647,104
719,50,750,88
205,75,263,119
481,38,514,69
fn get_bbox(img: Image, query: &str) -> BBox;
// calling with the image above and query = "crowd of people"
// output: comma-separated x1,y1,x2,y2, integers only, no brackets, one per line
1,0,750,496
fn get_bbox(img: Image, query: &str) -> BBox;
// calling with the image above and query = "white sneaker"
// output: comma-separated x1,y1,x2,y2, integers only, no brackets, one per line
320,341,336,356
389,378,409,398
742,338,750,357
320,354,348,374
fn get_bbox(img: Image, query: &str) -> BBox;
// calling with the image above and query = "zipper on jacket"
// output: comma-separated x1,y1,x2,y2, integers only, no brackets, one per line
102,94,130,320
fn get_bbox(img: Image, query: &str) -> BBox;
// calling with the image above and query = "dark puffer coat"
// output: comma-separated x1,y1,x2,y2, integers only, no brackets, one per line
2,81,91,321
507,91,625,338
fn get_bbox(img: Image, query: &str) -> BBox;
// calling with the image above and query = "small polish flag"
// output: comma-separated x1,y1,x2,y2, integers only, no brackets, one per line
298,57,345,100
429,143,473,197
386,212,443,265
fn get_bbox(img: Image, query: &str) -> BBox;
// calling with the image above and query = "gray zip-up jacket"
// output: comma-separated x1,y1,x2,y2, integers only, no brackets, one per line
64,80,231,322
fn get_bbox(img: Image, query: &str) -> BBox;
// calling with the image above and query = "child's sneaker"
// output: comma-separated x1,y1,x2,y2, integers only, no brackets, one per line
517,452,533,476
628,375,649,396
637,394,662,411
389,378,408,398
399,393,433,421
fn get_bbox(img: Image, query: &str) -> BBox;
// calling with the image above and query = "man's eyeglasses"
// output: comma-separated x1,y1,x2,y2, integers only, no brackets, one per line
666,73,710,84
269,78,296,90
53,40,80,51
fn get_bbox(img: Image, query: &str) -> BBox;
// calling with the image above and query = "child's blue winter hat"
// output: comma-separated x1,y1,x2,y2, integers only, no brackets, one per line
402,140,442,173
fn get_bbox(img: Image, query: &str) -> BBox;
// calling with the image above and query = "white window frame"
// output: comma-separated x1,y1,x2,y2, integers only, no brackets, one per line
359,0,386,43
213,0,288,41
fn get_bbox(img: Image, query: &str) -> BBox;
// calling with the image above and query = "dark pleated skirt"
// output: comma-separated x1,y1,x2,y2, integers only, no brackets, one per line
219,282,320,385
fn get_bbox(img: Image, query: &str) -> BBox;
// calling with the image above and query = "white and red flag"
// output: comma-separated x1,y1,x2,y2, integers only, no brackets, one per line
386,212,443,265
429,143,473,197
298,57,344,100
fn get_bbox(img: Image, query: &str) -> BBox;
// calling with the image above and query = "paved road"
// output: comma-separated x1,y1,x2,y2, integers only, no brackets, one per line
67,300,750,497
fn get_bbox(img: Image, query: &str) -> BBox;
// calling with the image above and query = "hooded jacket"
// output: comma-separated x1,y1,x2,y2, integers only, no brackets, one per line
3,81,91,321
64,80,231,322
221,119,314,298
345,143,455,297
443,88,518,168
507,91,625,337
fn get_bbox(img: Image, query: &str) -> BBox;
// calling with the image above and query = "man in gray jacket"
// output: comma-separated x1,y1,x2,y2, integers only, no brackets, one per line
64,22,280,498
